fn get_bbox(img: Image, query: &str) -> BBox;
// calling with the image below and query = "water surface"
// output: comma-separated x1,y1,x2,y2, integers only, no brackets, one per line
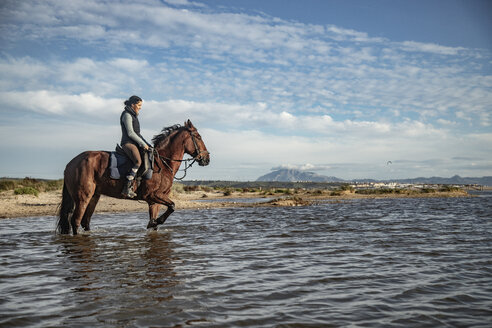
1,194,491,327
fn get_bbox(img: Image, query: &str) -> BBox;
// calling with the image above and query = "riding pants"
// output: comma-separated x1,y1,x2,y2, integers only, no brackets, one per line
122,143,142,180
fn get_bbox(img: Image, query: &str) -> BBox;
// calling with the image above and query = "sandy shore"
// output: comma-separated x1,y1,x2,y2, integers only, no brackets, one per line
0,190,224,219
0,188,471,219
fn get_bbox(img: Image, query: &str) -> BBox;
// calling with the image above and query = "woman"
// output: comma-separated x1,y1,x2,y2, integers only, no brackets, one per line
120,95,151,198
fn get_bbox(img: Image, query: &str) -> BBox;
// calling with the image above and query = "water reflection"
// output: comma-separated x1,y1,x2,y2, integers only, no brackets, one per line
55,230,181,326
141,232,179,297
59,235,100,293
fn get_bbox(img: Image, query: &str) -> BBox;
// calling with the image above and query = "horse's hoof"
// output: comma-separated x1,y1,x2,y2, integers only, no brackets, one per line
147,220,158,229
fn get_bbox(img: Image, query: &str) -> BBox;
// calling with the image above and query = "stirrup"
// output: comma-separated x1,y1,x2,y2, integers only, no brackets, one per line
122,180,137,198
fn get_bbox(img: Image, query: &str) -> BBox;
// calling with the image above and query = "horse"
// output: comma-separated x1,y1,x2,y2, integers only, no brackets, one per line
57,120,210,235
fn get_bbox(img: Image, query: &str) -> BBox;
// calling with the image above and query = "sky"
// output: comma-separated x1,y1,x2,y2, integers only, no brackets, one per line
0,0,491,181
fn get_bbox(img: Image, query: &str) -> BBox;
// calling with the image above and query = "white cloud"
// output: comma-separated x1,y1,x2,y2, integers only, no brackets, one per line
0,88,472,144
1,90,121,117
272,163,332,172
2,0,470,67
325,25,385,43
164,0,205,7
399,40,465,55
1,92,490,179
108,58,149,72
0,0,491,179
437,118,457,126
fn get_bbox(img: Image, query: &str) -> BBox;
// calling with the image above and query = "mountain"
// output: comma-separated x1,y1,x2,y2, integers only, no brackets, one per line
256,169,344,182
388,175,492,186
256,169,492,185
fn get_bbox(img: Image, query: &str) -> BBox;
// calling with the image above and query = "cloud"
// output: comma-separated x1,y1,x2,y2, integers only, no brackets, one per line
399,40,465,55
1,0,477,67
325,25,385,43
1,94,490,180
2,3,489,123
437,118,457,126
0,0,491,179
164,0,206,7
1,90,121,117
0,86,470,144
271,163,332,172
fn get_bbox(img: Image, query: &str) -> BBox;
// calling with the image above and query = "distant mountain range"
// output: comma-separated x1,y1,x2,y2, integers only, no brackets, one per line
376,175,492,186
256,169,492,185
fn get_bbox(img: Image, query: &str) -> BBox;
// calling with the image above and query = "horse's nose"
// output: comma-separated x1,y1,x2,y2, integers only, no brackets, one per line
200,153,210,166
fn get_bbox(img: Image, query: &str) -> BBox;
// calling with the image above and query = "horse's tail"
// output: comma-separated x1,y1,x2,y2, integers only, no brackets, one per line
57,182,74,234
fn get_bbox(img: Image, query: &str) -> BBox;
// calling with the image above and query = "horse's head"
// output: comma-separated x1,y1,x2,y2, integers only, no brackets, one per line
183,120,210,166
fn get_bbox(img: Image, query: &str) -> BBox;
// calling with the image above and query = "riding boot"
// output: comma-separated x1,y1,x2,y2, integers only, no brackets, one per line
121,178,137,198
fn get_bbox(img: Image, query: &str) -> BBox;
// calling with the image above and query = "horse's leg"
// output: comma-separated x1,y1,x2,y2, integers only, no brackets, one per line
147,203,161,229
71,199,90,235
156,202,175,225
146,195,175,229
63,150,105,235
81,194,100,231
71,188,96,235
155,194,175,225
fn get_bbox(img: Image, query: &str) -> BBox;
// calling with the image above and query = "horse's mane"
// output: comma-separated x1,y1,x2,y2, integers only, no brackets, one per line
152,124,184,148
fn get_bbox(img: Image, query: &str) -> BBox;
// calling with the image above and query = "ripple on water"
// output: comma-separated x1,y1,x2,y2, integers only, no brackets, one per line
0,196,491,327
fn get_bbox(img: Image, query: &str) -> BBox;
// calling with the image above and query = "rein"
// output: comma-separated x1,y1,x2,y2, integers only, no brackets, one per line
154,150,196,180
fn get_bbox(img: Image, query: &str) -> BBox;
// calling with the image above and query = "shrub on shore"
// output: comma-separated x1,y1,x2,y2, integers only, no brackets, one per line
439,185,461,192
0,180,16,191
356,188,397,195
171,182,185,195
14,186,39,197
0,177,63,193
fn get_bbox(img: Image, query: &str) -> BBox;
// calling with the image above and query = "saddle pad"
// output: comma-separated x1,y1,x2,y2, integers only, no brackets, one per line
109,151,131,180
109,151,154,180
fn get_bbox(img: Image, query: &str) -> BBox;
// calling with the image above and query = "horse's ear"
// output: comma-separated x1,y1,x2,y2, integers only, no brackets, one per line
185,119,194,128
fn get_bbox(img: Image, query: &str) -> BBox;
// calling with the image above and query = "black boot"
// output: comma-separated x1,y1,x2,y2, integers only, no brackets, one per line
121,179,137,198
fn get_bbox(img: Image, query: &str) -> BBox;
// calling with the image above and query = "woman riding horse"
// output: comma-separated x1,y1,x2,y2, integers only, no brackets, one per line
57,119,210,235
120,95,152,198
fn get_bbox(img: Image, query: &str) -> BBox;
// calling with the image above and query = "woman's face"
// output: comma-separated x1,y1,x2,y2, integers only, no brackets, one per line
131,101,142,113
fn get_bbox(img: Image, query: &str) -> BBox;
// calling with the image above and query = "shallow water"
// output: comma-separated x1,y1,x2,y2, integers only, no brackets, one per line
1,193,491,327
196,196,274,203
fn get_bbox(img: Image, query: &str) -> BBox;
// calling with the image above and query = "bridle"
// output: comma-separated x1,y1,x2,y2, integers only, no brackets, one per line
153,128,209,180
189,130,210,162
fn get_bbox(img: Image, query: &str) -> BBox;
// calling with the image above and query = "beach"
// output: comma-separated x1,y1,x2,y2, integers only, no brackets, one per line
0,189,222,219
0,188,471,219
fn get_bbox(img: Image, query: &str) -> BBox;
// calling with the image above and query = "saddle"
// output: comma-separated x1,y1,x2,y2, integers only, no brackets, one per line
109,144,154,180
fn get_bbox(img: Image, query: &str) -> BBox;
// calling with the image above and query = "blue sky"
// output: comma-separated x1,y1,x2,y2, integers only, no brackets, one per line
0,0,491,180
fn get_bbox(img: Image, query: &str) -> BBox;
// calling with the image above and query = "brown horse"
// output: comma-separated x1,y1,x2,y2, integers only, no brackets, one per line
57,120,210,235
